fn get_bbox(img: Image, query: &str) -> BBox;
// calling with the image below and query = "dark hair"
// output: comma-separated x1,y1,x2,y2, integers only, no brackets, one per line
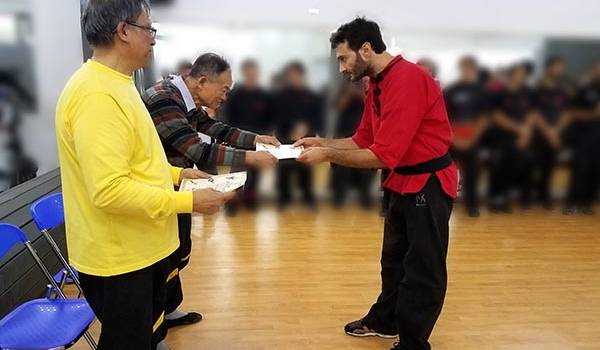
330,17,386,54
284,61,306,75
177,60,192,70
508,61,533,77
190,53,231,78
81,0,150,47
544,56,564,69
241,59,259,71
459,55,478,68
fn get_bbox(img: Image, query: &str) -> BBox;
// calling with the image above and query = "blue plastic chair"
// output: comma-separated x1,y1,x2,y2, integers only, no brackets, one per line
0,223,97,349
30,193,82,294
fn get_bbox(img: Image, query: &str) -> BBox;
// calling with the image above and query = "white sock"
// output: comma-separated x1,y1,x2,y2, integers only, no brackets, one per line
156,340,170,350
165,309,188,320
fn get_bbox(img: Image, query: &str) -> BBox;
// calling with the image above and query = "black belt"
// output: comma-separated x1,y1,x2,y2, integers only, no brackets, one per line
394,152,452,175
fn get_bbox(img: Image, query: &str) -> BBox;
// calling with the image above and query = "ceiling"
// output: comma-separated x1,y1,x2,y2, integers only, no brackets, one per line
152,0,600,38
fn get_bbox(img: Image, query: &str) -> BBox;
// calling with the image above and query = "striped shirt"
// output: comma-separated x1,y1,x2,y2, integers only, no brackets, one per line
142,76,257,172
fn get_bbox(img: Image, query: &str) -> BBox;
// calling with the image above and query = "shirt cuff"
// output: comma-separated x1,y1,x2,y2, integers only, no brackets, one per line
239,131,258,149
170,166,184,185
174,191,193,213
352,134,372,149
369,144,395,170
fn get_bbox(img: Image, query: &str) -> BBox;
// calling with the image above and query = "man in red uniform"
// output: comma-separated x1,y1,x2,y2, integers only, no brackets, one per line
295,18,457,350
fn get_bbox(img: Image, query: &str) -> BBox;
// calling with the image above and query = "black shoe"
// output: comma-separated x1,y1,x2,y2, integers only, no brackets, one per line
165,312,203,329
562,205,577,216
489,203,512,214
541,200,554,211
581,205,595,215
344,319,397,339
225,204,238,217
467,207,480,217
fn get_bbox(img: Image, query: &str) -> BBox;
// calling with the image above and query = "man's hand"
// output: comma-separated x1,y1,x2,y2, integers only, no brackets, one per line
192,189,235,215
245,151,278,169
255,135,281,146
296,147,332,165
546,128,562,149
293,137,325,148
452,139,469,151
516,127,532,150
179,168,211,185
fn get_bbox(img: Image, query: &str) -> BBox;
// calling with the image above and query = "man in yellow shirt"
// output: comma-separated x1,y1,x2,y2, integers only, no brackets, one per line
55,1,233,349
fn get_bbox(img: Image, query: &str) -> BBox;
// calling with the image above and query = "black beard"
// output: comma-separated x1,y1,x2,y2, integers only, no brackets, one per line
351,54,373,82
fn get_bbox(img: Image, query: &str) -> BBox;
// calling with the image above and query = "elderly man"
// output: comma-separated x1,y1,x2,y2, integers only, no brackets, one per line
55,1,234,349
142,53,278,329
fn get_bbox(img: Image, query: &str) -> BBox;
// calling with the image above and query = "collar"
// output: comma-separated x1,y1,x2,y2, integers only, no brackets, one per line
170,75,197,112
374,55,403,83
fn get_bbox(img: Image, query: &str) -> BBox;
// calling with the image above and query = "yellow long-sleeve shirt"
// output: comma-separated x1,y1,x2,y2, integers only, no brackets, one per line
55,60,193,276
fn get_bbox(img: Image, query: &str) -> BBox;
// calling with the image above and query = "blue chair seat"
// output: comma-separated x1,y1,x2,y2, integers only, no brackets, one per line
0,298,95,349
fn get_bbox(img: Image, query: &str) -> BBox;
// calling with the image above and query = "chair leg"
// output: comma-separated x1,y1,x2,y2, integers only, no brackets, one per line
83,331,98,349
41,230,84,294
44,283,54,299
59,270,68,291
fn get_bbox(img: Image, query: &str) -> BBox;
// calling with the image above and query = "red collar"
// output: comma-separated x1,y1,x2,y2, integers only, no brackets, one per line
374,55,403,83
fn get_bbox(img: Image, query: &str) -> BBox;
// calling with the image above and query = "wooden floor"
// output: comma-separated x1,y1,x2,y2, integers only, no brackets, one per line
73,203,600,350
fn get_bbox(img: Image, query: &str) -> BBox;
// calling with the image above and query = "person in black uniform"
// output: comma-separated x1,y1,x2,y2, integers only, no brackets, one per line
531,56,572,209
564,60,600,215
444,56,489,217
330,78,375,208
489,62,536,212
271,61,323,208
223,59,272,213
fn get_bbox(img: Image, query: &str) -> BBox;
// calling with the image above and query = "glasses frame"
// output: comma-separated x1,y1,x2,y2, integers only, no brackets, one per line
121,21,157,39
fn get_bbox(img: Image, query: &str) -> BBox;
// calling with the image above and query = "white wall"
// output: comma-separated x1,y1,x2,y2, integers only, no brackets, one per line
22,0,83,175
153,23,331,89
153,0,600,38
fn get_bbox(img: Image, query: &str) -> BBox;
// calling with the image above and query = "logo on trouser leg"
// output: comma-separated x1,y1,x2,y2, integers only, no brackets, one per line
416,193,427,207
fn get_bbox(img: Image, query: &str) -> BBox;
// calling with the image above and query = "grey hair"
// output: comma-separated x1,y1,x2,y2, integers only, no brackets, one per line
81,0,150,47
190,53,231,79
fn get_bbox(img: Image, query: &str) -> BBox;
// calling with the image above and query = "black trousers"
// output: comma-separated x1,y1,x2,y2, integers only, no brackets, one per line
165,213,193,314
451,147,479,210
227,169,260,211
381,169,392,212
531,135,557,205
79,257,170,350
277,159,315,206
363,176,453,350
330,164,375,207
488,135,534,206
567,127,600,207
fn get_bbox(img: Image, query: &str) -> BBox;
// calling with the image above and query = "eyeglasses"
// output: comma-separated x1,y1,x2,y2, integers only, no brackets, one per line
125,21,157,39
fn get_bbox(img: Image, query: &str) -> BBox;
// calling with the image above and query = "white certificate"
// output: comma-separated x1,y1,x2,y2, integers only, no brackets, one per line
179,171,247,192
256,143,303,159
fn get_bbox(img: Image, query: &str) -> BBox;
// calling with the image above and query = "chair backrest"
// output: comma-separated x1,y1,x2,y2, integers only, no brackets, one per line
30,193,64,231
0,223,28,258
